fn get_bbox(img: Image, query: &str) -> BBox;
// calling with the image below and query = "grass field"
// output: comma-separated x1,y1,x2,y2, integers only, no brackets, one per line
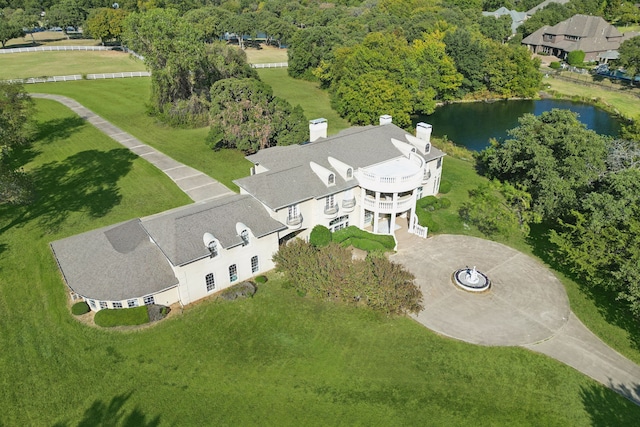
257,68,351,135
543,73,640,119
243,45,288,64
3,31,100,48
27,78,251,192
1,99,639,425
0,51,146,79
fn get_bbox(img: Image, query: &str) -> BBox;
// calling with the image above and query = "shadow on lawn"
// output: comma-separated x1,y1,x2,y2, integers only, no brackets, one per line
527,223,640,352
52,392,161,427
3,117,86,174
580,381,640,425
0,148,136,235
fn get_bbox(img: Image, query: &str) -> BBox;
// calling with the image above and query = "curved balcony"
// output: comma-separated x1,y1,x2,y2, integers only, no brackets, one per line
324,204,339,218
363,194,415,213
357,155,425,193
342,197,356,212
286,214,303,229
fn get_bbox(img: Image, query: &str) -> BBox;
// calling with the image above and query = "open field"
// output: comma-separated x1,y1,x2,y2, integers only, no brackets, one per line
1,99,639,425
3,31,100,48
257,68,351,134
27,78,250,192
0,51,146,79
543,73,640,119
243,45,288,64
617,25,640,33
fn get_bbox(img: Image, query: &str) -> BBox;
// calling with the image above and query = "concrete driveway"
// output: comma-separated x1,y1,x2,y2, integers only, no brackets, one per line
391,234,640,405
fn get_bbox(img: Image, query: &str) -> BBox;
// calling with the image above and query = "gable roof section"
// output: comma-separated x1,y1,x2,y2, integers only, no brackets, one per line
235,124,444,210
50,219,178,301
142,194,286,266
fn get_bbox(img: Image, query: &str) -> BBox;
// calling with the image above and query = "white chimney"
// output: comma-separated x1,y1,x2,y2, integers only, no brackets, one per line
309,118,328,142
416,122,432,154
379,114,393,125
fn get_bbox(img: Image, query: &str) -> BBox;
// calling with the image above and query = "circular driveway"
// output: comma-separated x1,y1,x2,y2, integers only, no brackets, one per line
391,234,570,346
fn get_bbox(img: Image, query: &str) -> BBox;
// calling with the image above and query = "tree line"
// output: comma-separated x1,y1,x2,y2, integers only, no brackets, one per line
462,109,640,319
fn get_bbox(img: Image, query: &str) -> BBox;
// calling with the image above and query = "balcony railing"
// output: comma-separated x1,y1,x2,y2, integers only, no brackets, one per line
324,204,339,216
286,214,303,228
342,198,356,209
363,195,414,212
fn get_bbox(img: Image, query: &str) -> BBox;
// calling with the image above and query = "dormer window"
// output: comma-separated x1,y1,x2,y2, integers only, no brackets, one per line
240,229,249,246
328,173,335,185
425,143,430,153
208,241,218,257
346,168,353,179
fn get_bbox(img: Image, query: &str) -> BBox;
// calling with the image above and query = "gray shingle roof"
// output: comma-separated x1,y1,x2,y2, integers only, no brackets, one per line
142,194,286,266
50,219,179,301
234,124,444,210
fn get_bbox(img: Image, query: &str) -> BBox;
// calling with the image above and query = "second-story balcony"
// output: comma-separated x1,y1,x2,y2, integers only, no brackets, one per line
286,214,303,229
342,197,356,212
363,194,414,213
324,204,339,218
357,155,424,193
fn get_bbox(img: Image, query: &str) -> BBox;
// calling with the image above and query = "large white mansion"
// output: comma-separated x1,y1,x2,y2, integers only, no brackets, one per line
51,116,445,311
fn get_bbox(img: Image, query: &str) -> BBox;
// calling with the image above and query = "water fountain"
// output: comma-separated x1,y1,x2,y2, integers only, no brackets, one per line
452,266,490,292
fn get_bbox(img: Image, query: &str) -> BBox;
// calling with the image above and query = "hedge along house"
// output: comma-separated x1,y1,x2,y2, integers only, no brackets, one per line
234,116,445,243
51,117,444,312
51,195,285,311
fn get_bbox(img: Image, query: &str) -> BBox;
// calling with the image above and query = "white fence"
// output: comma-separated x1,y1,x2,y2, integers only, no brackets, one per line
0,45,114,54
251,62,288,69
6,71,151,84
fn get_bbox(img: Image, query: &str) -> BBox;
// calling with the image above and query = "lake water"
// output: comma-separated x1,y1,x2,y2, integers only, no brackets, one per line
414,99,621,152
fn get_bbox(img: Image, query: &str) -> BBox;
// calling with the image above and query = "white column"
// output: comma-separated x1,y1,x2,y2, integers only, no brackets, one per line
373,191,380,233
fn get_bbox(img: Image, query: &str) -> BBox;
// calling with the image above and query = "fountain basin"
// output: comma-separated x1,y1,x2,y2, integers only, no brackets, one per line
452,268,490,293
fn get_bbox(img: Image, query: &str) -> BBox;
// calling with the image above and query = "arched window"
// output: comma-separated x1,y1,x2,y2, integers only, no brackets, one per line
328,173,335,185
240,229,249,246
346,168,353,179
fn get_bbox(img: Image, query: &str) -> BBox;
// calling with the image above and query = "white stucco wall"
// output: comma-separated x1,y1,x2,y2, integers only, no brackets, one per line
173,231,280,305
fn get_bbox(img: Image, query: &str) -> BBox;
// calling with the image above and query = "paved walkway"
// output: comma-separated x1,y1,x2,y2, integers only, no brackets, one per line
390,233,640,405
32,93,234,203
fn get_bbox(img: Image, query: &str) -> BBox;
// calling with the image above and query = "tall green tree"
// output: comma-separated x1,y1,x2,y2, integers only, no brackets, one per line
0,8,25,47
207,78,307,153
617,36,640,79
85,7,127,45
46,0,86,38
0,82,34,205
478,109,610,219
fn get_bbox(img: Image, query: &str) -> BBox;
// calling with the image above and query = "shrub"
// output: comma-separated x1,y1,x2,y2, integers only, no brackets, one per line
71,301,90,315
309,225,332,247
439,180,452,194
549,61,562,70
332,226,395,251
219,281,257,300
273,240,422,315
255,275,268,284
415,209,441,233
94,306,149,327
567,50,585,66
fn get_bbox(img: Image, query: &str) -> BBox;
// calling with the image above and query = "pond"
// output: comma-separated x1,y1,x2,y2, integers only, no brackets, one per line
413,99,621,152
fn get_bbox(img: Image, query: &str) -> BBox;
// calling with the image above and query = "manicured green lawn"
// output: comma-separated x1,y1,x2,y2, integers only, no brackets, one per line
543,74,640,119
0,51,146,79
27,78,251,192
243,45,288,64
257,68,351,135
2,98,639,425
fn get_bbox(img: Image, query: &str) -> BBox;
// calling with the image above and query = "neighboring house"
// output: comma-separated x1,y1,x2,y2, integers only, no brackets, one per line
525,0,571,16
51,117,445,311
482,7,528,34
522,14,640,62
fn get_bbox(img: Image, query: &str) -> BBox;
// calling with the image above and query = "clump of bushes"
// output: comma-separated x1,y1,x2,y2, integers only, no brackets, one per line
219,281,257,300
439,180,452,194
71,301,90,315
273,240,422,316
309,225,332,247
415,196,452,233
255,275,268,284
94,306,150,327
332,226,396,251
549,61,562,70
